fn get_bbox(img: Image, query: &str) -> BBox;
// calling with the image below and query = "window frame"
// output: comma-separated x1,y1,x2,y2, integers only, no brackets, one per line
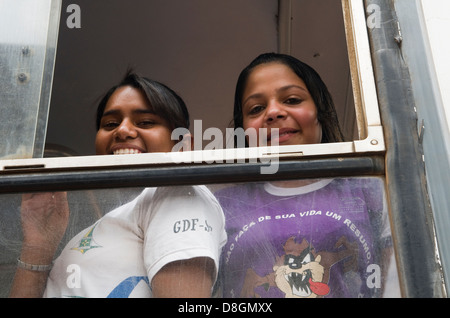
2,0,448,299
0,0,385,193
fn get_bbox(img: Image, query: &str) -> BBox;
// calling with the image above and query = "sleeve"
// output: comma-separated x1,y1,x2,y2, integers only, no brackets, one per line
139,185,227,284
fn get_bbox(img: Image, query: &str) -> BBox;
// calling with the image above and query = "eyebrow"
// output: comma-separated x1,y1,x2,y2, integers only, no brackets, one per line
101,108,156,117
243,85,308,105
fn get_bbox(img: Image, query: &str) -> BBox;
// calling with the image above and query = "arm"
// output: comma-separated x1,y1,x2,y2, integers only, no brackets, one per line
9,192,69,298
151,257,215,298
143,186,226,298
9,247,54,298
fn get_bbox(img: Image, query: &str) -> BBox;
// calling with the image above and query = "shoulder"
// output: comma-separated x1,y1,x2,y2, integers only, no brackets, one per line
151,185,218,204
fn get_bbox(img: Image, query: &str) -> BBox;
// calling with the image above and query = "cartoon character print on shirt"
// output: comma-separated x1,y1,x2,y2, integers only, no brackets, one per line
240,235,358,298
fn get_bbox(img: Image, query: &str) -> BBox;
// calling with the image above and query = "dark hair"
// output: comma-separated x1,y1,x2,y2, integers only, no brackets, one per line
95,70,189,131
233,53,344,143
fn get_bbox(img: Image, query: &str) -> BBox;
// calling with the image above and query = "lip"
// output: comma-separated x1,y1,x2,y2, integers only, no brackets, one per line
110,144,146,155
267,128,299,144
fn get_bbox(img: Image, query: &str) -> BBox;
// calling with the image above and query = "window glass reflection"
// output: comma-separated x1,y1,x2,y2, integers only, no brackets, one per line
0,177,401,298
0,188,140,297
2,185,227,298
211,177,401,298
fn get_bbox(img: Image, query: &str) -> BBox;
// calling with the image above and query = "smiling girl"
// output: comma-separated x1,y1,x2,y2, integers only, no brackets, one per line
10,72,226,298
233,52,344,147
215,53,399,298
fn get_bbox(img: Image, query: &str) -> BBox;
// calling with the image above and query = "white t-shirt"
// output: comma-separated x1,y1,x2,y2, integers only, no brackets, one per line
44,185,227,298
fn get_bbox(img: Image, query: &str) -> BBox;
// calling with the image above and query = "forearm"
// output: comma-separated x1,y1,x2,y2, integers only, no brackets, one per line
9,246,54,298
10,192,69,297
151,257,215,298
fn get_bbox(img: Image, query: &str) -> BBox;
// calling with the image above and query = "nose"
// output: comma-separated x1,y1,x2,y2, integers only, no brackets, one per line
114,119,138,140
264,101,287,124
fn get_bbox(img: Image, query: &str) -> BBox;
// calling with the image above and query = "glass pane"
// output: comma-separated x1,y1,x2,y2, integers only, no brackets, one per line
0,0,61,159
1,177,401,298
2,186,228,298
212,176,400,298
0,188,141,297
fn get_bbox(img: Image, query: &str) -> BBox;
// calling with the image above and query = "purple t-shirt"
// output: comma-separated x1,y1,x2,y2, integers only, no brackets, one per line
215,178,391,298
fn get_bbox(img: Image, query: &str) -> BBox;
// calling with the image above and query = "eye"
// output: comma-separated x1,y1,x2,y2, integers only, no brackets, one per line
137,119,156,127
301,253,314,265
100,120,119,130
248,105,265,115
288,257,298,268
284,97,302,105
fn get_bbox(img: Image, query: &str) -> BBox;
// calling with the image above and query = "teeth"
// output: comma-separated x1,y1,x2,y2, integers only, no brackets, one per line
286,272,311,297
113,148,142,155
273,130,296,138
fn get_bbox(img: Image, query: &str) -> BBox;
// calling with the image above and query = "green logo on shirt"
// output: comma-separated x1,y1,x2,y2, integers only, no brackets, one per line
71,224,102,254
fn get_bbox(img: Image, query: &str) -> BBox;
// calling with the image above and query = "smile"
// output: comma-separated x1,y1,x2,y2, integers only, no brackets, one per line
268,128,299,143
113,148,143,155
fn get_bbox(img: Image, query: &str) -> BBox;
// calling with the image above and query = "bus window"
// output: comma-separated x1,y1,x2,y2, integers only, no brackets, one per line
42,0,382,159
1,0,383,165
0,177,401,298
7,0,444,299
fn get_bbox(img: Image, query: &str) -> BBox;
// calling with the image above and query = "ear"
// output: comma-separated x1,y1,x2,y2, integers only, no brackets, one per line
315,255,321,264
